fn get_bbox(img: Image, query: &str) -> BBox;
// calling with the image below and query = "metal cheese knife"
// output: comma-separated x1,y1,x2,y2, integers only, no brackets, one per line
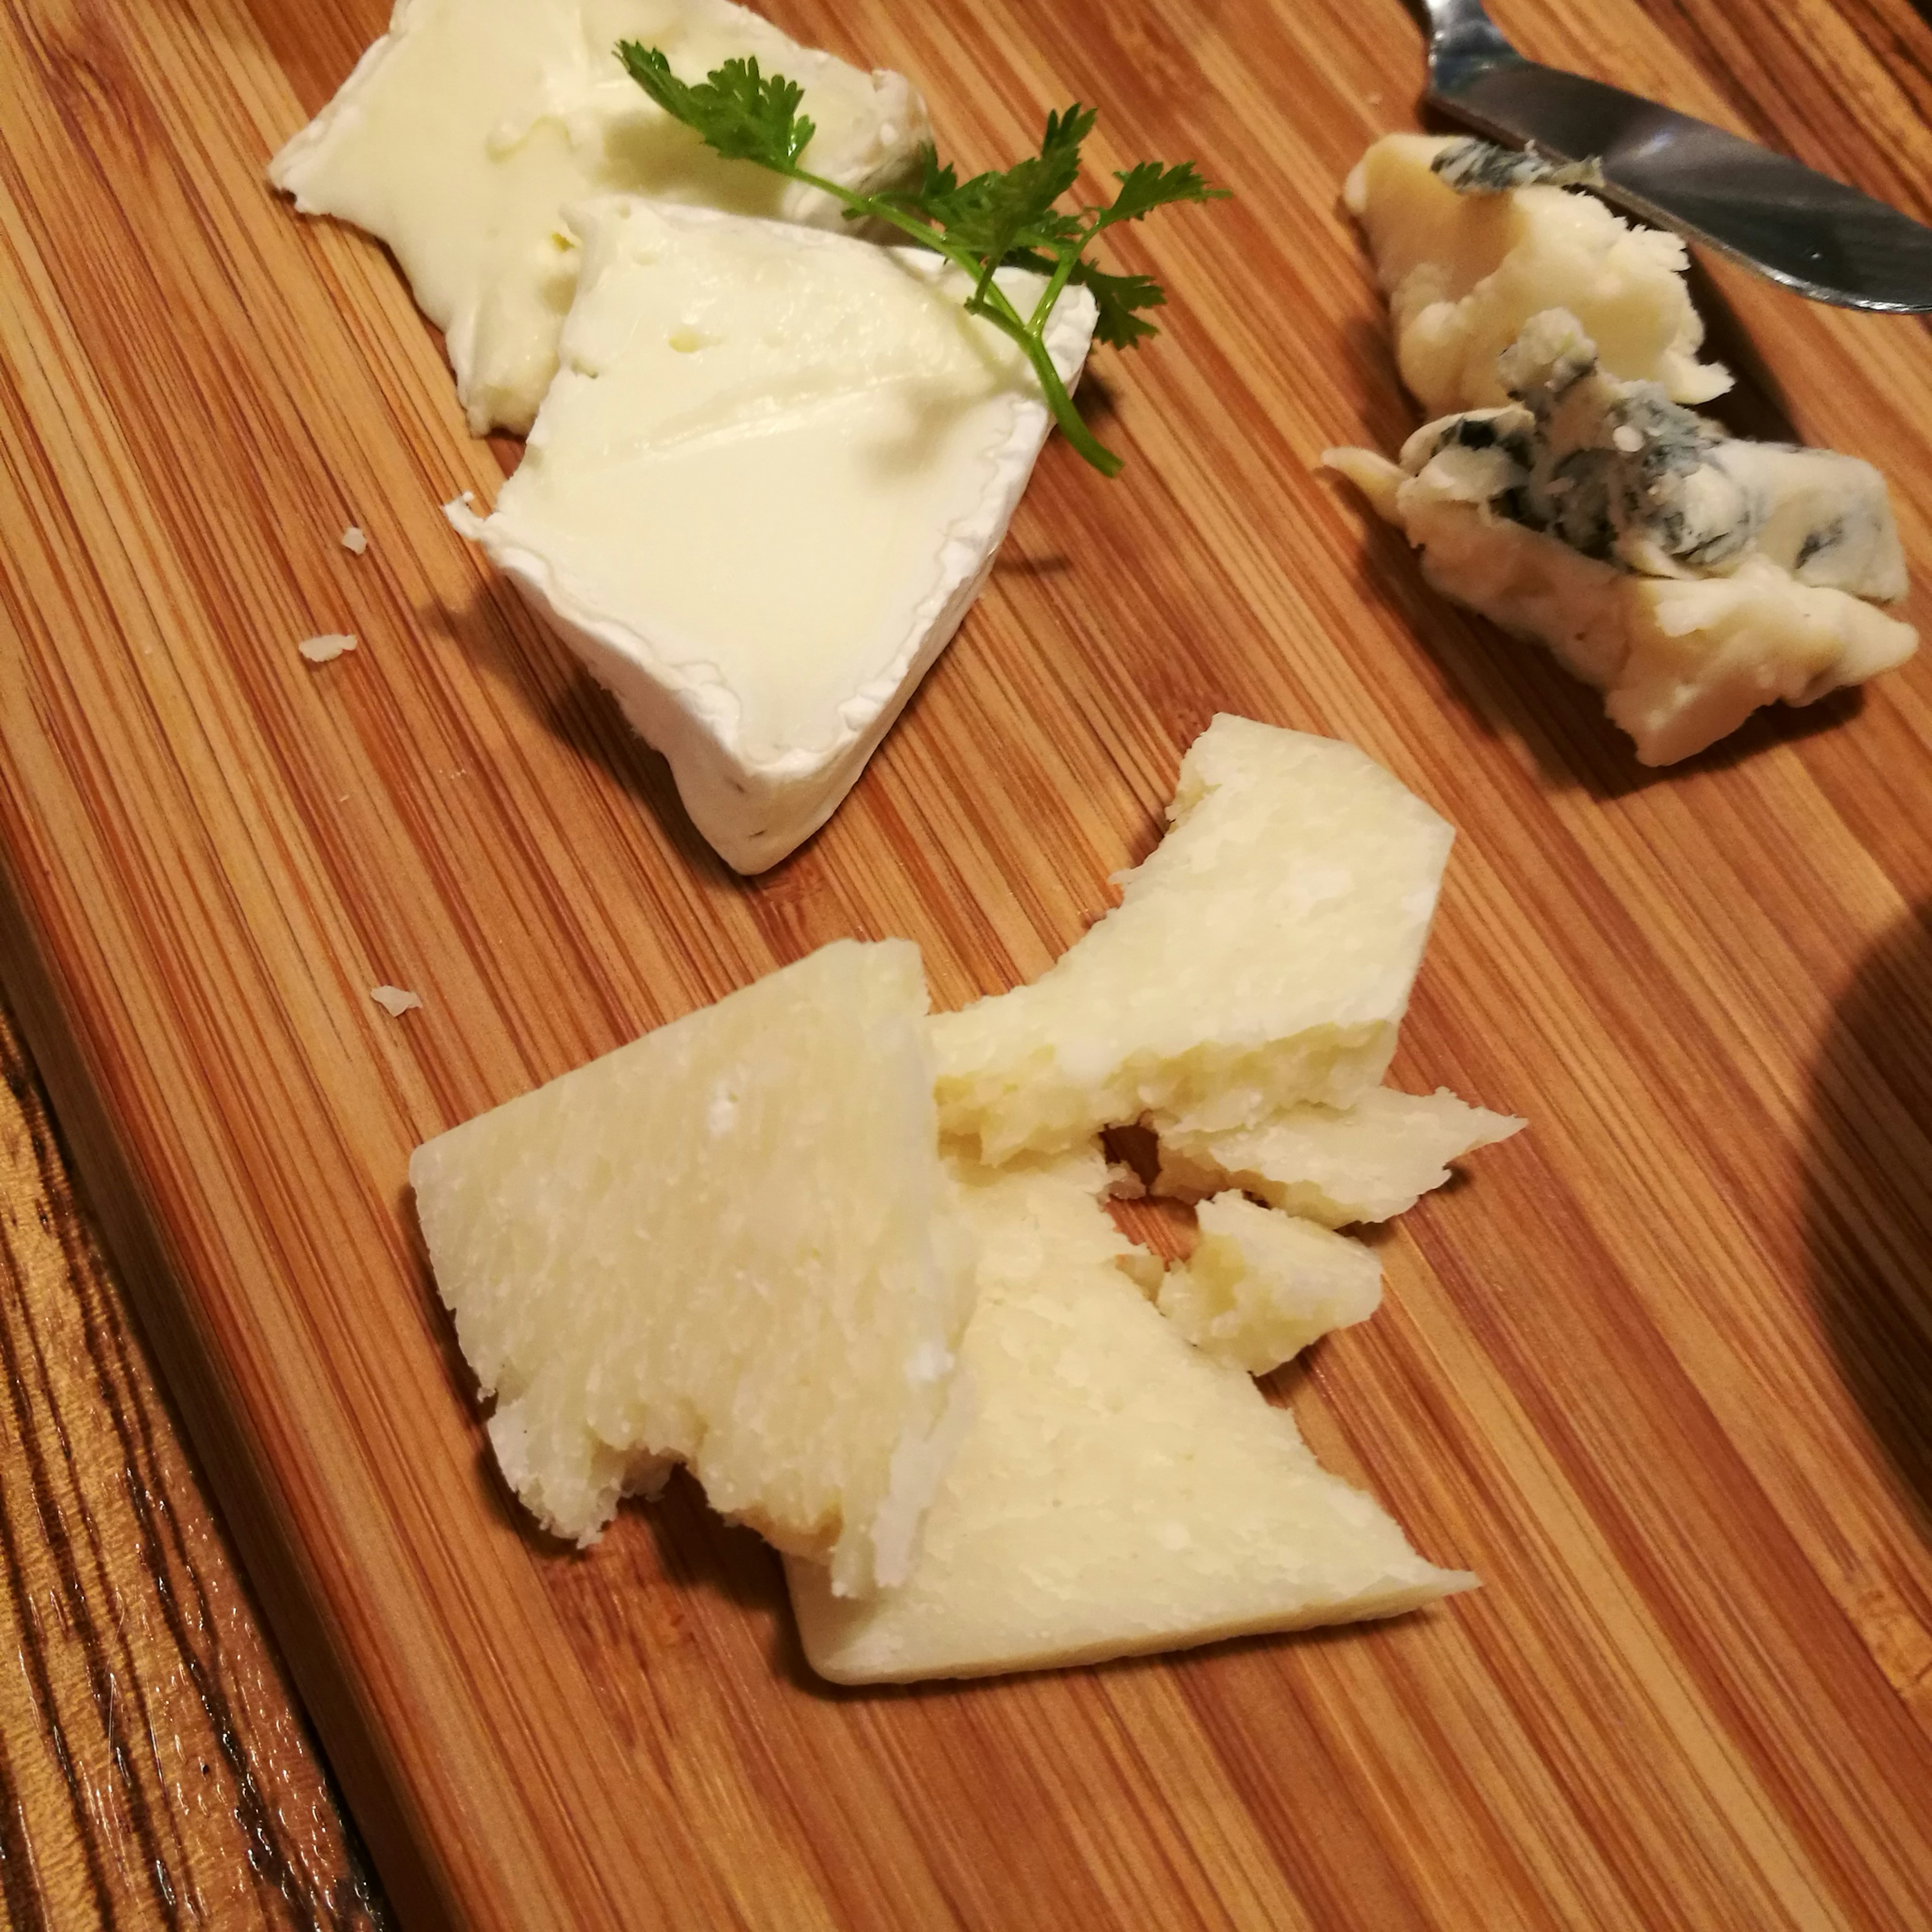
1421,0,1932,311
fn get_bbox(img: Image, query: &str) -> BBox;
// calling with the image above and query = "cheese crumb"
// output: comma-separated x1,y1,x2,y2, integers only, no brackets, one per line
1153,1192,1383,1375
298,633,357,664
371,985,422,1016
341,525,368,554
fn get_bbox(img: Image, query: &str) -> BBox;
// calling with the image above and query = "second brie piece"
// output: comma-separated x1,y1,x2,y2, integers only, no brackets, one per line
270,0,928,433
409,938,977,1598
787,1148,1474,1683
933,717,1455,1165
453,198,1096,874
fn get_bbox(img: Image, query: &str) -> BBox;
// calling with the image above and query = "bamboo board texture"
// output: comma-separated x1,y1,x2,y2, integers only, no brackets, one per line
3,0,1932,1923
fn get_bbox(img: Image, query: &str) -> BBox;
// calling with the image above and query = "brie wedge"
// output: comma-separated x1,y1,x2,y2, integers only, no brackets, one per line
1345,133,1730,416
932,716,1455,1165
269,0,929,433
409,939,977,1598
787,1147,1474,1682
451,197,1095,872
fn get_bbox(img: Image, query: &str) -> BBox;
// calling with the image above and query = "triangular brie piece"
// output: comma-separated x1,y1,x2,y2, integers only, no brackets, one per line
453,198,1095,872
411,939,977,1597
787,1148,1474,1683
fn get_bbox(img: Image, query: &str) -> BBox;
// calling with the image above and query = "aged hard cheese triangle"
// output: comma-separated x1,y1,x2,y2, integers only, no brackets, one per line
270,0,928,433
933,717,1455,1165
787,1148,1474,1683
452,197,1095,873
410,939,976,1597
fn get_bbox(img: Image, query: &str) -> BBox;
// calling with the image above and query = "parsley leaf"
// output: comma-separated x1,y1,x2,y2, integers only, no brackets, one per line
614,42,1226,476
615,45,815,168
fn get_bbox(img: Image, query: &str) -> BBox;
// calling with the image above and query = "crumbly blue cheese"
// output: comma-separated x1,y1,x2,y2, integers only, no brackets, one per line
1328,310,1917,764
1345,133,1729,415
1398,309,1907,599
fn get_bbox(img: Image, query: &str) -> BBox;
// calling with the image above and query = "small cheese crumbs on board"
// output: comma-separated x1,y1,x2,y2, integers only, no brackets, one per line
298,632,357,663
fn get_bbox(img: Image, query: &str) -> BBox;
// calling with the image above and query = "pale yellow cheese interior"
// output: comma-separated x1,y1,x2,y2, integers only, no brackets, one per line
787,1147,1475,1682
410,938,976,1597
1154,1085,1524,1225
1154,1191,1383,1375
932,717,1456,1166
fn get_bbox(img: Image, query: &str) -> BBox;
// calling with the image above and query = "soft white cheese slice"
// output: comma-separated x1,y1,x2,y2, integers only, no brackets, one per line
409,938,978,1597
1152,1191,1384,1376
451,197,1095,872
1345,133,1730,415
1153,1086,1525,1226
932,716,1455,1166
270,0,929,433
787,1147,1474,1682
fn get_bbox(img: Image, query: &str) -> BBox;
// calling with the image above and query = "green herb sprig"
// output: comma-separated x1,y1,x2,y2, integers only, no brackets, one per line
616,43,1226,476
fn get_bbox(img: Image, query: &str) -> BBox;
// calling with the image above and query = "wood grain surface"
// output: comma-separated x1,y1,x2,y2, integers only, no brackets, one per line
3,0,1931,1924
0,987,389,1929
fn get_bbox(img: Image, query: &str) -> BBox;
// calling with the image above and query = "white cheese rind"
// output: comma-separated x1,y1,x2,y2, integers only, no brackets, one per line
932,717,1455,1165
1154,1085,1524,1226
1154,1192,1383,1375
269,0,930,433
454,199,1095,874
409,938,978,1597
1344,133,1729,415
787,1149,1474,1683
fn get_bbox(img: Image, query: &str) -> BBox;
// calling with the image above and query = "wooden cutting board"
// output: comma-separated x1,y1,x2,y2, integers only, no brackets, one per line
5,0,1932,1924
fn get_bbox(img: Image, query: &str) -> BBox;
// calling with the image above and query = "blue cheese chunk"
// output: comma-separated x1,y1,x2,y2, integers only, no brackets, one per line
1328,310,1916,764
1345,133,1729,415
1397,309,1907,600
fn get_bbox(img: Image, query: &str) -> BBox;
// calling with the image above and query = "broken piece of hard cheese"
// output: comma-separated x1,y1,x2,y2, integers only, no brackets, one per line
410,938,975,1597
1154,1086,1525,1226
932,718,1455,1166
1154,1192,1383,1375
787,1148,1474,1682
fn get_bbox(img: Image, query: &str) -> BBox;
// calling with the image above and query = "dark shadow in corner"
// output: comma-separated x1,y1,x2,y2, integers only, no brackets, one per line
1806,900,1932,1538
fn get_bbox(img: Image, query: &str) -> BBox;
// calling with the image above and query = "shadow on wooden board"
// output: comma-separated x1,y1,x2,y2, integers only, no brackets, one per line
1808,901,1932,1536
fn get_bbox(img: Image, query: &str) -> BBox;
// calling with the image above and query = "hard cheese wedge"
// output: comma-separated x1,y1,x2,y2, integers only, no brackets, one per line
933,717,1455,1165
1346,132,1729,416
452,197,1096,873
270,0,927,433
788,1148,1474,1682
410,938,976,1597
1154,1086,1524,1226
